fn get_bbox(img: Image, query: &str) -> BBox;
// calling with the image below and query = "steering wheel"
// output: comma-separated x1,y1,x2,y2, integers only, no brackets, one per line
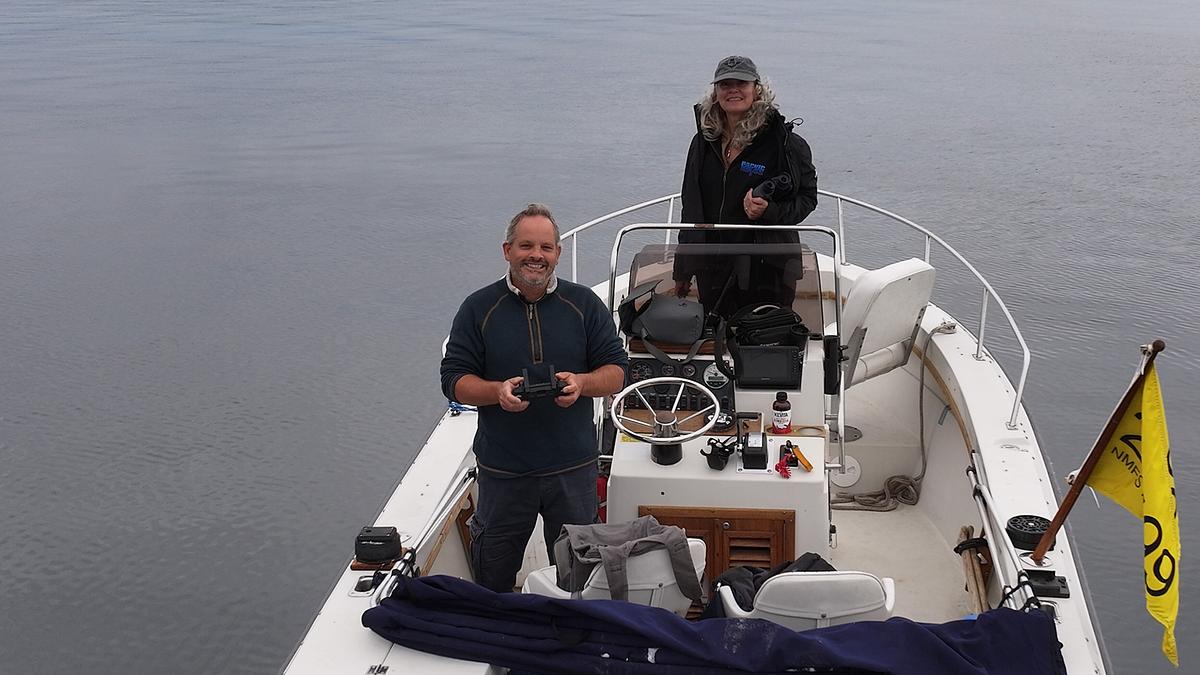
610,376,721,445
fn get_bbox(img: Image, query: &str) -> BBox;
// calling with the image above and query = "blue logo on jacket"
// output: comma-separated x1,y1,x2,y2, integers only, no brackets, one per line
740,161,766,176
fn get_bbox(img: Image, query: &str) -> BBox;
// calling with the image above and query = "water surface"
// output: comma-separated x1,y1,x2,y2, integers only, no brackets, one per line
2,1,1198,672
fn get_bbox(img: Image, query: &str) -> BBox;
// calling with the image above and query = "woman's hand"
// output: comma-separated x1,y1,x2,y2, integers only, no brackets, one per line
744,189,768,220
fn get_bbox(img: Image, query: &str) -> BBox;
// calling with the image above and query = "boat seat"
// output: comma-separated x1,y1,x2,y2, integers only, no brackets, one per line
836,258,935,387
521,538,706,617
716,570,895,630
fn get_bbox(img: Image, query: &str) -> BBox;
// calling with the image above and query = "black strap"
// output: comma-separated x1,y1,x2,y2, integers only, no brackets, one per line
714,316,736,381
617,279,661,336
638,327,704,366
997,573,1043,612
953,537,988,555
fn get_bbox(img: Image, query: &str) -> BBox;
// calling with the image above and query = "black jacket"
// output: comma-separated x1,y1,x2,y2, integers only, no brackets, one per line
675,107,817,281
680,107,817,227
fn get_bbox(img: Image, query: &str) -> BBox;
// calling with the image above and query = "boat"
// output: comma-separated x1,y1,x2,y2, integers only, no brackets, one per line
282,191,1110,674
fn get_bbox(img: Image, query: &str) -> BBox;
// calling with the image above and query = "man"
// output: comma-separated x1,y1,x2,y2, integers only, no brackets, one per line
440,203,628,592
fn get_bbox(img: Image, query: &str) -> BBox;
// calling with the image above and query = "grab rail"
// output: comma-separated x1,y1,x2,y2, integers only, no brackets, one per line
372,466,477,606
967,458,1040,611
560,193,680,284
559,190,1030,429
820,190,1030,430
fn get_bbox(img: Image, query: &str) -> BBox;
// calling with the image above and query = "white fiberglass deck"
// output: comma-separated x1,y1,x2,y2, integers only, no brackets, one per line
829,507,974,623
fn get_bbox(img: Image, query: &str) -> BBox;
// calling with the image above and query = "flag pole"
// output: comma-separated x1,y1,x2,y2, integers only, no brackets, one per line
1030,339,1166,564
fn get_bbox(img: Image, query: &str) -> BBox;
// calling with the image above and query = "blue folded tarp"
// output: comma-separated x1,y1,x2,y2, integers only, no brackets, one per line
362,574,1067,674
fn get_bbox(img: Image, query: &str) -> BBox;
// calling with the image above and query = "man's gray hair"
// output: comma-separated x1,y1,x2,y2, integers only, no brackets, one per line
506,203,561,244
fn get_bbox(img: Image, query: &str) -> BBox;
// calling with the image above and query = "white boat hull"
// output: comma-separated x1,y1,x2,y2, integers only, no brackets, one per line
284,195,1107,674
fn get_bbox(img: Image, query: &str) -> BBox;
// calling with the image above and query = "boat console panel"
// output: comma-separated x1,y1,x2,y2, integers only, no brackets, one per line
622,356,735,412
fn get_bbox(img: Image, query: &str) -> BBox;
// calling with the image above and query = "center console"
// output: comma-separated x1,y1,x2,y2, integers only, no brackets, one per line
608,335,831,559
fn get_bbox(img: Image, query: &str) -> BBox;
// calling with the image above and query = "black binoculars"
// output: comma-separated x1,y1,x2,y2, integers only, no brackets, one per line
751,173,793,200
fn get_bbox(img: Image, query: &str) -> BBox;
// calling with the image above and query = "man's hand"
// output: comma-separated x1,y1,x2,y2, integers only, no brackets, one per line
497,376,530,412
673,279,692,298
554,371,583,408
744,189,768,220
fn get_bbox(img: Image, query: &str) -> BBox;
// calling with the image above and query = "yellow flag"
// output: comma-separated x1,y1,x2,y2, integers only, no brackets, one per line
1086,364,1180,666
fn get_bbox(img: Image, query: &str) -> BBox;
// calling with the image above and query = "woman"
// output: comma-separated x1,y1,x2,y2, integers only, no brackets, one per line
673,55,818,318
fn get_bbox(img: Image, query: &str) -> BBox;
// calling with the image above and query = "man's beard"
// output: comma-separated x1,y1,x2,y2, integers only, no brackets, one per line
514,265,552,288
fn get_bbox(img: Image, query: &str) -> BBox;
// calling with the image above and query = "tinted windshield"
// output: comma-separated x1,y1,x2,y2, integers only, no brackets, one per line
624,235,823,334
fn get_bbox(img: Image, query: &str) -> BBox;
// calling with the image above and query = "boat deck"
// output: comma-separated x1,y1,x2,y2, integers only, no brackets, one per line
828,505,973,623
509,501,974,624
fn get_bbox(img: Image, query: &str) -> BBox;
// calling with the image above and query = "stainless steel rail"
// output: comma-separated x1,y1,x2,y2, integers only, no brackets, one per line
602,222,842,329
967,456,1039,610
606,223,847,474
560,190,1031,429
549,193,1036,613
560,194,680,284
372,466,477,606
820,190,1030,430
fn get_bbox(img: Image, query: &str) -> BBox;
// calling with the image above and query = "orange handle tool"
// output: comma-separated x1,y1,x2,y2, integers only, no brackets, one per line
791,446,813,472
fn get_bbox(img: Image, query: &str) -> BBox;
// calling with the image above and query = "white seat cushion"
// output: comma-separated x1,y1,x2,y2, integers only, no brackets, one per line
838,258,935,386
719,570,896,630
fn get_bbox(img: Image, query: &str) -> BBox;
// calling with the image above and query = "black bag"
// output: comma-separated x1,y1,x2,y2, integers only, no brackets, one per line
701,552,836,618
727,304,807,346
618,280,706,364
356,526,402,563
714,304,808,387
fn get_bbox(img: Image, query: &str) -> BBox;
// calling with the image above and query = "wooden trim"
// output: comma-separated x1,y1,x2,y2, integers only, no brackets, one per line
911,344,973,455
620,409,760,436
773,423,827,438
629,337,715,355
638,505,795,522
957,525,988,614
350,556,400,571
640,505,797,578
423,490,474,572
455,493,476,563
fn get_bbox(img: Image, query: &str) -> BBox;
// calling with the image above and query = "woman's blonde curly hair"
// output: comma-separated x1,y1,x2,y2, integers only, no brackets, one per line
698,79,778,149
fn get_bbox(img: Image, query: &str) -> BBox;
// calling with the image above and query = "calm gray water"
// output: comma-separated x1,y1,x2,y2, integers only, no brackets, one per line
2,1,1197,672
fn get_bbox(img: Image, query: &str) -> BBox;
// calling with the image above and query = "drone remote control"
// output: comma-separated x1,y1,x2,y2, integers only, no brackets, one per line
513,366,566,401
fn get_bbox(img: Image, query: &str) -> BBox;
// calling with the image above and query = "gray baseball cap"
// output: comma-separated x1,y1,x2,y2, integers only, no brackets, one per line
712,55,759,83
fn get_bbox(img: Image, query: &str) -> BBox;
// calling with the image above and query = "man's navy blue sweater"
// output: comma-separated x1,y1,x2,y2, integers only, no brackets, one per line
440,278,628,474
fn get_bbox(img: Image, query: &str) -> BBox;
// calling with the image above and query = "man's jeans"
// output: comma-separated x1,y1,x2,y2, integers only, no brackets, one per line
469,461,598,593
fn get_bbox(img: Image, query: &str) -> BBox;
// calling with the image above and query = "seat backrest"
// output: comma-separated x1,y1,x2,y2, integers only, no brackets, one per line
580,538,706,616
840,258,935,387
749,570,895,630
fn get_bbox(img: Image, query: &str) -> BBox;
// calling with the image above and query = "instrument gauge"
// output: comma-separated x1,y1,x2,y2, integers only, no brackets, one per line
660,364,675,377
681,364,697,378
629,362,654,382
703,363,730,389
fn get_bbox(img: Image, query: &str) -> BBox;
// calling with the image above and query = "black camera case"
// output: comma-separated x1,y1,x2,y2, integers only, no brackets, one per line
355,526,402,563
